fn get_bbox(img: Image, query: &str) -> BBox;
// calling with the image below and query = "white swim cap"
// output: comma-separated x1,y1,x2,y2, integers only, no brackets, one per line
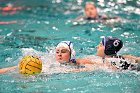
56,41,76,60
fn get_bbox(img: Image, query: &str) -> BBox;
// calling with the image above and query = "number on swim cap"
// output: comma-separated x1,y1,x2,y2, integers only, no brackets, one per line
113,40,120,47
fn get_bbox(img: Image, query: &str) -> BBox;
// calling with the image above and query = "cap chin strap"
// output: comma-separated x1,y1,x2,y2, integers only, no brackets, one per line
102,56,105,63
102,37,106,63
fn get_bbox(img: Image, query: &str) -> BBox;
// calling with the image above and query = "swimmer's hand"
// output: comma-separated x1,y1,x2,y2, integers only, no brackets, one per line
0,66,18,73
136,57,140,62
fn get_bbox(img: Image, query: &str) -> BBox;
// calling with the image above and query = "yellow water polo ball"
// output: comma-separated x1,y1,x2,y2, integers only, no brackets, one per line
19,56,42,75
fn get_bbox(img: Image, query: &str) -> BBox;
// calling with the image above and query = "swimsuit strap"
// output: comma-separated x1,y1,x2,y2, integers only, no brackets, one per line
70,59,76,64
86,15,102,20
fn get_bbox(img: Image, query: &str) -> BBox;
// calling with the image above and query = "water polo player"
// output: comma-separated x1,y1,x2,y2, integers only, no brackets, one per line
55,41,96,66
74,2,120,22
96,36,140,70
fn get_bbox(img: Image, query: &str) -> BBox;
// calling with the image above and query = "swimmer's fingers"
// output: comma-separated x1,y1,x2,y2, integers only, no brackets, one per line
136,57,140,62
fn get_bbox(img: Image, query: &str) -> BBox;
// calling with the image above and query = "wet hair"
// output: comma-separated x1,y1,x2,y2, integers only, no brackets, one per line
85,2,95,6
102,36,123,55
84,2,96,9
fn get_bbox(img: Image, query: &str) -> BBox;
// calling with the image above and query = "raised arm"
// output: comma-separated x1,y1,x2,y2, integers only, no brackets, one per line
0,66,18,74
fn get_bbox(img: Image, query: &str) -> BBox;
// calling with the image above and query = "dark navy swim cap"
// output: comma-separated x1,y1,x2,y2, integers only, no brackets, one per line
102,36,123,55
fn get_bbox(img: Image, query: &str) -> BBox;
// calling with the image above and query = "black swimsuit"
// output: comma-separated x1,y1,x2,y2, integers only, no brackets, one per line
85,15,116,21
106,56,138,70
85,15,103,20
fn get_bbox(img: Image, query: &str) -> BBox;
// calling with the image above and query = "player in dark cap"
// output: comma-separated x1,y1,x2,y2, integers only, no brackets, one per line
96,36,140,70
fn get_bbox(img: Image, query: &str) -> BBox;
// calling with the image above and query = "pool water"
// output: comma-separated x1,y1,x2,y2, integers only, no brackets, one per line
0,0,140,93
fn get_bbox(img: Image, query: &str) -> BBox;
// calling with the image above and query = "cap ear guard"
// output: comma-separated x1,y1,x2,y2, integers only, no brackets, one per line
71,48,76,59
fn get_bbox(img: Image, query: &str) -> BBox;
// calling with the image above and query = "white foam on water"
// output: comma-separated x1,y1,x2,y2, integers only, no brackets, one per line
20,48,84,75
20,48,140,75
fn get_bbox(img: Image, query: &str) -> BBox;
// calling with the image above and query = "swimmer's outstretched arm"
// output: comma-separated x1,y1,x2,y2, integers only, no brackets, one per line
0,20,17,24
76,58,103,65
76,58,95,64
72,15,85,22
102,15,121,21
76,58,118,71
0,66,18,74
122,55,140,62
